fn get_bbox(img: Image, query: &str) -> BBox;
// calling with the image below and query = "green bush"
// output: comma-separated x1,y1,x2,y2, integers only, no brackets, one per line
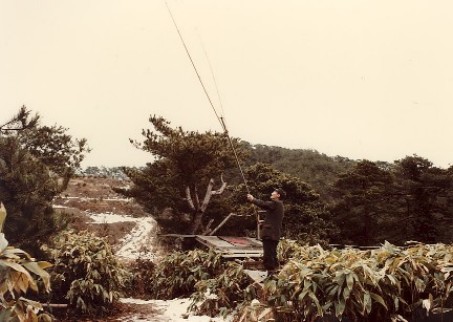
190,261,258,317
148,248,223,300
48,230,129,317
0,233,53,322
147,241,453,321
126,258,156,298
264,241,453,321
149,248,260,318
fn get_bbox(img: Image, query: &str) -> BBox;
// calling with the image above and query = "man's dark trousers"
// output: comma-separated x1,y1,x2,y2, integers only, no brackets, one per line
262,238,279,271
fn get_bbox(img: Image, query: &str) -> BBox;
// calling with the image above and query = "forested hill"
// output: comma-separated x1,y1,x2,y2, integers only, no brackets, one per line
244,143,358,197
79,144,360,200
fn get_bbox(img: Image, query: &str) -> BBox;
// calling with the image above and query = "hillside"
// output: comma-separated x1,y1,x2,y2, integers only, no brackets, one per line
53,176,150,250
81,145,359,200
244,144,358,199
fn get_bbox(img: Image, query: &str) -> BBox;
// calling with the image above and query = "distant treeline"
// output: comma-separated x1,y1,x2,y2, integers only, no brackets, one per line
243,143,453,246
78,166,129,180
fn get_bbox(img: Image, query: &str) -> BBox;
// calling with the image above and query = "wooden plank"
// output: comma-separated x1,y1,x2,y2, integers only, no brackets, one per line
244,237,263,247
158,234,196,238
196,235,263,258
222,252,262,258
220,236,262,248
196,236,236,249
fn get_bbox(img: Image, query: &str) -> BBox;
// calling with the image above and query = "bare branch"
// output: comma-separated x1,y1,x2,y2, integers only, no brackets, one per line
211,174,227,195
200,179,215,213
202,219,214,235
194,186,200,209
209,213,235,236
185,186,195,211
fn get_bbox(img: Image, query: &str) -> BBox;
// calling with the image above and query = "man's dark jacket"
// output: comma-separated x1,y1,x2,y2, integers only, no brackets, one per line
251,198,284,241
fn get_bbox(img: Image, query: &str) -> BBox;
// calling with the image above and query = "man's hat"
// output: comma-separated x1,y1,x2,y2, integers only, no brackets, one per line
274,188,286,199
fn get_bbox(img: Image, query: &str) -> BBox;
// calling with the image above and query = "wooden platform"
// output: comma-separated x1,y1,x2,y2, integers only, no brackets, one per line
195,236,263,258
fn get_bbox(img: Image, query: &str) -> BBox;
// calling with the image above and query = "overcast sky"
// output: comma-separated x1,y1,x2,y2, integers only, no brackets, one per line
1,1,453,168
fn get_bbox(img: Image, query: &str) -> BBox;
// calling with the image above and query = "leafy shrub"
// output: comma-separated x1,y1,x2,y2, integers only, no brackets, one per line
277,238,311,262
125,258,156,298
48,230,129,317
149,248,223,299
374,242,453,315
189,261,258,317
148,241,453,321
264,241,453,321
233,301,276,322
0,233,53,322
150,248,261,318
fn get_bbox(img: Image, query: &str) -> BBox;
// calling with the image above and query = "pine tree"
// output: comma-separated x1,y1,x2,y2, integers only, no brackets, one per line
120,115,246,234
0,106,89,248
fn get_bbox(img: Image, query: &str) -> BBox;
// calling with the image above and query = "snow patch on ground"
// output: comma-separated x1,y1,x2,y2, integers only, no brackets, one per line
86,211,157,260
87,212,139,224
116,217,156,260
53,204,69,209
62,196,132,202
120,298,233,322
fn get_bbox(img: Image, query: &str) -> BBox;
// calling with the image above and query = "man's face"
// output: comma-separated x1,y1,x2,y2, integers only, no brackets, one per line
270,191,280,200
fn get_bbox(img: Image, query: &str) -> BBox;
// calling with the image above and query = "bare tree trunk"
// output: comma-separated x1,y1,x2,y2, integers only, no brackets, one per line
189,179,214,234
57,168,73,193
185,186,196,211
200,179,215,212
190,210,203,234
189,177,228,235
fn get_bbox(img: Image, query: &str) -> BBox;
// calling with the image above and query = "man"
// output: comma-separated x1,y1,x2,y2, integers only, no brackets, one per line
247,188,285,276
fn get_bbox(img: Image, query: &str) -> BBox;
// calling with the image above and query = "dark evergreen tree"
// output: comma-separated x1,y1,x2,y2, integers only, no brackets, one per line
120,115,246,234
330,156,453,245
330,160,395,245
392,155,452,243
0,106,89,249
230,163,338,245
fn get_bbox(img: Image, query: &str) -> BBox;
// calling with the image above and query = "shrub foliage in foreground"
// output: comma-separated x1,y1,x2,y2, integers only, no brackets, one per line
0,233,52,322
190,261,260,317
149,248,257,316
153,242,453,322
48,230,129,317
149,248,225,299
262,241,453,321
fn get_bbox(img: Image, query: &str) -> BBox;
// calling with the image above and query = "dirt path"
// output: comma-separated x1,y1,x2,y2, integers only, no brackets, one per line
89,212,157,260
85,212,232,322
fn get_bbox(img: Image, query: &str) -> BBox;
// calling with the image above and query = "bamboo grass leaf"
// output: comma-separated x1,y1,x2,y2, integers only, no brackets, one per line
335,300,346,317
370,292,388,310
